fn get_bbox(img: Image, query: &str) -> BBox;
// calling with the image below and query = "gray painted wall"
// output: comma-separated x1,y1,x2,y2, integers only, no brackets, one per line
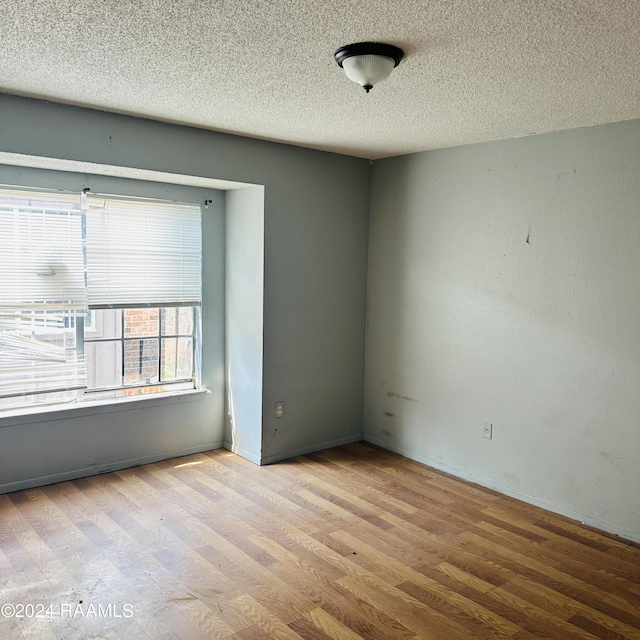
225,186,265,464
365,119,640,542
0,94,370,481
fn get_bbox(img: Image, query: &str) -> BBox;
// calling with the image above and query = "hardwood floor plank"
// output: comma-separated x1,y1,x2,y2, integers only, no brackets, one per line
195,543,315,625
329,530,521,638
497,575,573,619
566,613,636,640
249,533,347,584
0,443,638,639
564,599,640,639
0,495,42,536
396,580,515,640
266,564,395,640
302,607,368,640
0,592,26,640
435,560,507,593
227,624,281,640
231,594,304,640
336,572,473,639
457,530,608,599
481,584,603,640
288,617,335,640
447,581,600,640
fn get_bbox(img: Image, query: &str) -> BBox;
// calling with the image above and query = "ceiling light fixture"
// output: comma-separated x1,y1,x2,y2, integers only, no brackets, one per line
334,42,404,93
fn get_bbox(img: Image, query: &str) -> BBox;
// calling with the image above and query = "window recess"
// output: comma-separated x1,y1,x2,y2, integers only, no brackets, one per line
0,187,203,411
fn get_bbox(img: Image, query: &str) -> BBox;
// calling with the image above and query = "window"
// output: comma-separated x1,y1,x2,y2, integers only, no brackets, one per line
0,187,202,411
84,307,197,399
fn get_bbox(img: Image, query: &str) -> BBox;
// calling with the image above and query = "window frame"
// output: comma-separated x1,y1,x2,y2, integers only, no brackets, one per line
82,305,198,394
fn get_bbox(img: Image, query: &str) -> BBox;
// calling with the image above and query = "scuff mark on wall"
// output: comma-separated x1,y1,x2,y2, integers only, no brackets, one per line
597,451,624,466
387,391,417,402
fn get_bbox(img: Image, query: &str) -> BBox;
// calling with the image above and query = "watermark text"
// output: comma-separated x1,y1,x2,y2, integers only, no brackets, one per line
1,603,133,619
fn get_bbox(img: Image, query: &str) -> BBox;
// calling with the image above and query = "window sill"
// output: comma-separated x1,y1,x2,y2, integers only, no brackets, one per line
0,388,210,429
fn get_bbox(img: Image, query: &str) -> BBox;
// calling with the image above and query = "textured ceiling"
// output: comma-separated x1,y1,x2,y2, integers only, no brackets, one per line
1,1,639,159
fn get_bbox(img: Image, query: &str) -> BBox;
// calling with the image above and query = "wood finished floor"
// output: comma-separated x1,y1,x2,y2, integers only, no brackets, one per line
0,443,639,640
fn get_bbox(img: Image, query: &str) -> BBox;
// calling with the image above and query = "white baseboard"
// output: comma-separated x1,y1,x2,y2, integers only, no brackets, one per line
0,441,224,494
223,441,261,465
364,435,640,545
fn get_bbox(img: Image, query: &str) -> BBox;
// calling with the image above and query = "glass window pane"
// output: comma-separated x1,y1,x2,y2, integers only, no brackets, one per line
85,308,122,340
86,341,122,389
161,337,193,381
123,338,159,385
161,307,193,336
0,309,81,405
123,308,159,338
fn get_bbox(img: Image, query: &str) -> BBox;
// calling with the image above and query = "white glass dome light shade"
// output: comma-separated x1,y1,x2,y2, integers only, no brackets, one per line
334,42,404,93
342,54,395,92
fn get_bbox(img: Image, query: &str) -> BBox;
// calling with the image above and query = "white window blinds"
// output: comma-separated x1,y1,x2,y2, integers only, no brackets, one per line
85,196,202,308
0,189,86,311
0,188,86,400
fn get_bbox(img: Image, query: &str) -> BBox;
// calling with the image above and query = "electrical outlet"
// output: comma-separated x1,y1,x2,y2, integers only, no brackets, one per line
483,422,493,439
274,401,284,419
